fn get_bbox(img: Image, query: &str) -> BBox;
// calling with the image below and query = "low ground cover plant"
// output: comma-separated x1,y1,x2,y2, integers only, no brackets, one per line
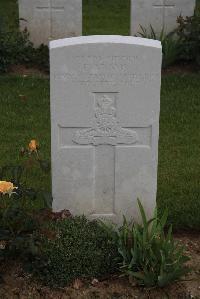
27,201,189,288
28,216,119,287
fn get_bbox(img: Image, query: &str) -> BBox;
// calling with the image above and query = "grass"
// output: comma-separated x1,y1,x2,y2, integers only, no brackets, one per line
197,0,200,11
83,0,130,35
0,0,199,229
0,74,199,229
0,76,51,192
0,0,18,29
157,74,200,229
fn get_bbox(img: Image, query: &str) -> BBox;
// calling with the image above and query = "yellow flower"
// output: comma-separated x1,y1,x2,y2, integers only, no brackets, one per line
0,241,7,249
28,140,38,152
0,181,17,197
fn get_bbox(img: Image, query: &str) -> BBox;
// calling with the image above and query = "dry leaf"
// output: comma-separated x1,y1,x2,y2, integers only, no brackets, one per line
51,209,72,221
91,278,99,286
73,278,83,290
19,94,28,101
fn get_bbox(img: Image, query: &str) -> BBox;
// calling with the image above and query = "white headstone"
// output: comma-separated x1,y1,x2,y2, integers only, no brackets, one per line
131,0,196,36
50,36,162,224
18,0,82,46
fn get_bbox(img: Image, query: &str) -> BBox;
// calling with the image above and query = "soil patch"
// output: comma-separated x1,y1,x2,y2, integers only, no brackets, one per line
162,62,199,75
8,65,49,78
0,233,200,299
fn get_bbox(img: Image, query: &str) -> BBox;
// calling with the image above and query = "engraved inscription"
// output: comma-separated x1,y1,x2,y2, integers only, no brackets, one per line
55,72,160,85
36,1,65,12
73,94,138,146
152,0,175,8
54,55,160,85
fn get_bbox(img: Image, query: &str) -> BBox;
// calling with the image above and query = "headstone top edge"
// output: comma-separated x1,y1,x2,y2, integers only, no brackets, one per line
49,35,162,50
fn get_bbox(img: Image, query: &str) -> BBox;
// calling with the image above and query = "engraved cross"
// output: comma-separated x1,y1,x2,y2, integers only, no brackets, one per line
36,0,65,37
72,93,138,218
153,0,175,27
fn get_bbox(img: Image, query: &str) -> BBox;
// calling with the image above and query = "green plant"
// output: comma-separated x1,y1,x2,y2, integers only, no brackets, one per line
0,198,38,258
29,216,119,287
0,139,52,208
31,44,49,73
0,140,52,260
0,23,31,73
0,16,49,74
117,200,190,287
138,25,181,68
176,12,200,66
20,43,49,73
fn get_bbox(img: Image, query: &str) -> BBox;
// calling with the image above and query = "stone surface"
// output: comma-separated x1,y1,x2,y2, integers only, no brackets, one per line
18,0,82,46
131,0,196,35
50,35,162,224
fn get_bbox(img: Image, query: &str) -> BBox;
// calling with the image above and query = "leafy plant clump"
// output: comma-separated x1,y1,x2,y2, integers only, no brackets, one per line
0,26,30,73
29,216,119,287
117,200,190,288
138,25,181,69
176,12,200,67
0,17,49,74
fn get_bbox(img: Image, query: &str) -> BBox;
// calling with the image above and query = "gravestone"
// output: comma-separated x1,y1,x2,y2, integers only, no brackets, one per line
131,0,196,36
18,0,82,46
50,36,162,224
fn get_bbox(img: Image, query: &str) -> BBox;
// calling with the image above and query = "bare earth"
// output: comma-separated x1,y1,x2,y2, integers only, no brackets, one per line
0,233,200,299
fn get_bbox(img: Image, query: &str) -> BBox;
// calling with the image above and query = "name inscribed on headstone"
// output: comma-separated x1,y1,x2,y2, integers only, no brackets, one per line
54,55,160,85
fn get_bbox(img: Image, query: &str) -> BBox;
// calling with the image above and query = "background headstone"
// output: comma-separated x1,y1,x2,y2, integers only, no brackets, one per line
50,36,162,224
18,0,82,46
131,0,196,36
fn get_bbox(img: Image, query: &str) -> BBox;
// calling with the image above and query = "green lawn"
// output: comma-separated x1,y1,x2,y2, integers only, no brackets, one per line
0,0,200,229
0,0,18,29
0,76,51,192
157,74,200,229
83,0,130,35
0,74,199,229
197,0,200,10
